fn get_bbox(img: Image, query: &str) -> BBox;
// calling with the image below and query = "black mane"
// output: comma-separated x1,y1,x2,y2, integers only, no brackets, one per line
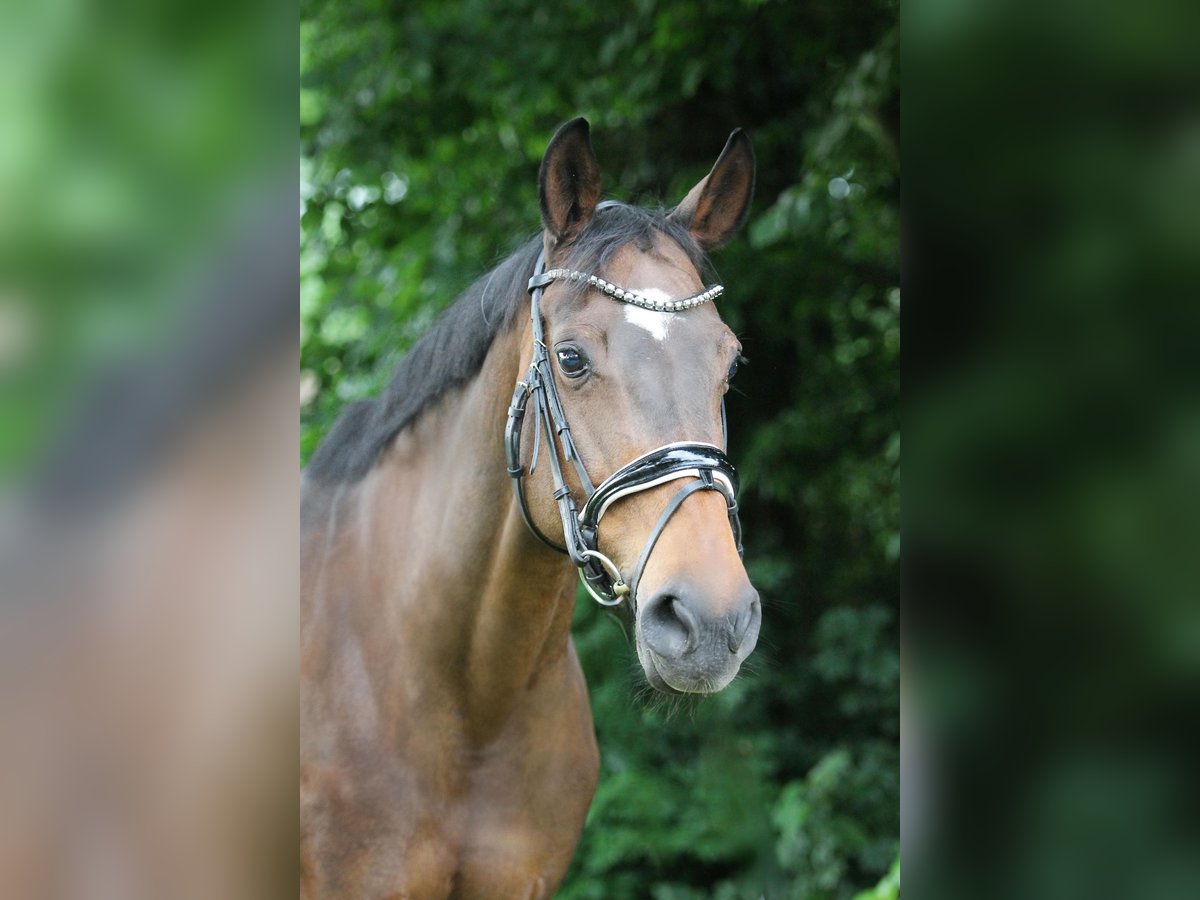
305,203,708,484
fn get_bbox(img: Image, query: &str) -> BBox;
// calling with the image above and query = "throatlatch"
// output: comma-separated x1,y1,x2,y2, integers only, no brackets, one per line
504,247,744,608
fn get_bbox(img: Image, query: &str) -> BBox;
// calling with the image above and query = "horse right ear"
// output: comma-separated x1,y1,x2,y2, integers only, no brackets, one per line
539,118,603,251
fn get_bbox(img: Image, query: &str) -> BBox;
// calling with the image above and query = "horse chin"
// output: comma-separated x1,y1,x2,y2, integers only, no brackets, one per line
636,642,738,696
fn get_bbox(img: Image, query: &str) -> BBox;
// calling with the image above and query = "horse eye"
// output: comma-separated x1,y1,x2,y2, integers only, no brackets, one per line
726,356,742,382
556,346,589,377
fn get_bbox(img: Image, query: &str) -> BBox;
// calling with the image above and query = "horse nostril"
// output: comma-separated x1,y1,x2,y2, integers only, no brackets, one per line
728,594,761,654
642,593,700,658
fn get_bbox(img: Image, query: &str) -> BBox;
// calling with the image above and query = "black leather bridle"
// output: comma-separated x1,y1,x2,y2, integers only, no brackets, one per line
504,243,744,608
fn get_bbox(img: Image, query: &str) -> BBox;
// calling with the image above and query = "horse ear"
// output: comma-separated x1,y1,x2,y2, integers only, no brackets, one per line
668,129,756,251
539,117,603,249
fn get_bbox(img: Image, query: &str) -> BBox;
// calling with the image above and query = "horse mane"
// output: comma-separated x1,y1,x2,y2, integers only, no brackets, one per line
305,203,709,484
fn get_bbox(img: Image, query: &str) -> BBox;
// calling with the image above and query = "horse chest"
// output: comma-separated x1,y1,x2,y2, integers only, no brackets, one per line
447,700,600,897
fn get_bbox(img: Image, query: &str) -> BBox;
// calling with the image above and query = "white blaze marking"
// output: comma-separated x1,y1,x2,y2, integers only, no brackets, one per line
623,288,677,341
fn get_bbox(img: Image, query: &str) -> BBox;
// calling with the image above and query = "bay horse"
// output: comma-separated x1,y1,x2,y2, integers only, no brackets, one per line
301,118,761,899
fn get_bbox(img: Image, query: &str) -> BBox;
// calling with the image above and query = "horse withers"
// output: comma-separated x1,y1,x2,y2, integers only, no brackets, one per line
301,118,760,898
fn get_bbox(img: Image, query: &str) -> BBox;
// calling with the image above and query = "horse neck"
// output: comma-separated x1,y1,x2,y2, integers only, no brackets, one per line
356,317,579,736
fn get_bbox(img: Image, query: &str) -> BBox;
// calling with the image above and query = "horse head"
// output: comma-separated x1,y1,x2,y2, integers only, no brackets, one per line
513,118,761,695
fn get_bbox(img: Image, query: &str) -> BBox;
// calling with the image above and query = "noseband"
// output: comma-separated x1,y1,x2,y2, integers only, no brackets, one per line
504,241,744,608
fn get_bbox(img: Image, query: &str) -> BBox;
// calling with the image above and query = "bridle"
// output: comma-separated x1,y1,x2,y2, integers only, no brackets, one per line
504,247,744,608
504,224,744,609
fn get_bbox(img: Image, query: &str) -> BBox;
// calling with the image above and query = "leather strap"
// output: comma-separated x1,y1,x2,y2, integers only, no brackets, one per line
628,475,714,601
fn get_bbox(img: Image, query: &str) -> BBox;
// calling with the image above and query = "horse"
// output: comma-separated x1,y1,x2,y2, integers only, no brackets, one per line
301,117,761,899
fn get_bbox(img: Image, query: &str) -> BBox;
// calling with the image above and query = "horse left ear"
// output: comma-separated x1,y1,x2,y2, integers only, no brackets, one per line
539,117,603,250
668,129,756,251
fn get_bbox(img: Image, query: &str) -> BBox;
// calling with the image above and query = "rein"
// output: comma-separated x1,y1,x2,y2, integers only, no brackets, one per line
504,242,744,609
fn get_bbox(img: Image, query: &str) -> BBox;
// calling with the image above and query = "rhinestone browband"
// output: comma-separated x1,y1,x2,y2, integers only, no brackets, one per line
539,267,724,312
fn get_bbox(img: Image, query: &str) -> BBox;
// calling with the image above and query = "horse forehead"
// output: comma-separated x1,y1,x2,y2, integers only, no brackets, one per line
608,241,702,295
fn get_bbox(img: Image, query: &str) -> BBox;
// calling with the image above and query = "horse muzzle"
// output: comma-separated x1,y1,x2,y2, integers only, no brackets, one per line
635,576,761,694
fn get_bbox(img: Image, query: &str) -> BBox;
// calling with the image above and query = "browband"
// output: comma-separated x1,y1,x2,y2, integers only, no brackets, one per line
529,268,724,313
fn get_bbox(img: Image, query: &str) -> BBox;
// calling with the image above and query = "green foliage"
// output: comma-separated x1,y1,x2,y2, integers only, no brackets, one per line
854,855,900,900
301,0,897,896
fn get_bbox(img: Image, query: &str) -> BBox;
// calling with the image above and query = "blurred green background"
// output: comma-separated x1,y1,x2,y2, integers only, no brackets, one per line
905,1,1200,898
0,0,292,485
300,1,898,897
